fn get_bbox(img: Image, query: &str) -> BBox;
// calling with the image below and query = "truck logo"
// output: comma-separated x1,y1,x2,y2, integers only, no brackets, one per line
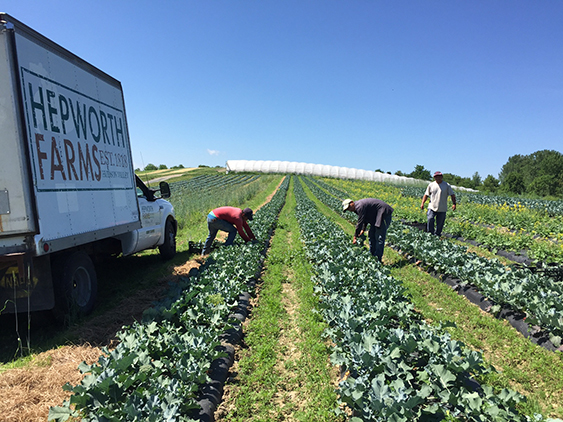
20,68,133,191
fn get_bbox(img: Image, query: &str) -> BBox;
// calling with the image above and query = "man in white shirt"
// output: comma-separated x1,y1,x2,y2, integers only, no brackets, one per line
420,171,457,236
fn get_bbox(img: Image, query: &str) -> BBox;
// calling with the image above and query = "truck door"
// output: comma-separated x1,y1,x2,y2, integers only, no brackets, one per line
135,179,163,250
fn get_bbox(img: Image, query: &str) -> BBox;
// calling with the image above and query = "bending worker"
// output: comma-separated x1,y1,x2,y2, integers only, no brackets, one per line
342,198,393,262
202,206,256,255
420,171,457,236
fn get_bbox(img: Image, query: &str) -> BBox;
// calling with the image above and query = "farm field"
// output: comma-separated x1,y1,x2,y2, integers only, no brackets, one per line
1,172,562,421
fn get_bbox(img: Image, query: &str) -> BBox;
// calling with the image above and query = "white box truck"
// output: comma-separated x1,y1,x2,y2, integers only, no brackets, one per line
0,13,177,316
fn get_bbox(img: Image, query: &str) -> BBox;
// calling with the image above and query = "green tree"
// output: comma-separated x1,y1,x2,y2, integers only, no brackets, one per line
499,154,527,184
481,175,499,193
528,174,562,197
471,172,482,188
502,172,526,194
144,163,157,171
442,173,462,186
441,173,478,189
158,164,168,170
409,165,431,181
533,150,563,187
499,149,563,196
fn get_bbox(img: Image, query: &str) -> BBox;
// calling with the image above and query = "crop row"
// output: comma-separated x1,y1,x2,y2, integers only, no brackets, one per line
386,224,563,347
300,176,357,224
48,177,289,421
323,178,563,240
294,177,540,421
322,178,563,265
400,187,563,217
400,186,563,241
443,219,563,265
169,174,278,231
304,177,563,349
170,174,260,194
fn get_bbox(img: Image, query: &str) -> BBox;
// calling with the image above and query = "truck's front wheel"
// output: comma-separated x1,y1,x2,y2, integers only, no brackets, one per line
53,251,98,317
159,219,177,260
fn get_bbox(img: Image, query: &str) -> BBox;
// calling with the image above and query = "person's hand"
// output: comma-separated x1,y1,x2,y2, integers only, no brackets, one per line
352,236,357,244
420,204,424,210
452,204,457,211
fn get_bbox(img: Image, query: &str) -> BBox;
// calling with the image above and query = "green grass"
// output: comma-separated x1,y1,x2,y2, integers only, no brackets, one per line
222,178,343,422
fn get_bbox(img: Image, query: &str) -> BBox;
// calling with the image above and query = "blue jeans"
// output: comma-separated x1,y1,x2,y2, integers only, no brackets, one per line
368,213,392,262
202,214,237,254
427,209,446,236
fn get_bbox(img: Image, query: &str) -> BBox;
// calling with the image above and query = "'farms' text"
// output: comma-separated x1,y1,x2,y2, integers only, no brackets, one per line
34,133,129,181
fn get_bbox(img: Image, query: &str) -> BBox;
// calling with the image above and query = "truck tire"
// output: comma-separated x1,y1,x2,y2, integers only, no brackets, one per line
53,251,98,316
159,219,177,260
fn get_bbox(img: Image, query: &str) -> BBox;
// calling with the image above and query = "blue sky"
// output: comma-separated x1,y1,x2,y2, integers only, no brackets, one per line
3,1,562,179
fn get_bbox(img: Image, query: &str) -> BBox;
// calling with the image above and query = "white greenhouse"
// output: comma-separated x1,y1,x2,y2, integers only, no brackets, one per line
225,160,477,191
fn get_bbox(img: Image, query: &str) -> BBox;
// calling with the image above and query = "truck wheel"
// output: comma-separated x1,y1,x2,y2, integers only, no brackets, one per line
159,219,176,260
53,251,98,316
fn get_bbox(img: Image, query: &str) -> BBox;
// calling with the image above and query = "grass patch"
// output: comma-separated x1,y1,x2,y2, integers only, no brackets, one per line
219,178,343,422
136,166,225,183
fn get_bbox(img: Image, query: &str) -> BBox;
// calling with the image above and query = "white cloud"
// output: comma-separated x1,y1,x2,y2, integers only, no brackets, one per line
207,149,220,156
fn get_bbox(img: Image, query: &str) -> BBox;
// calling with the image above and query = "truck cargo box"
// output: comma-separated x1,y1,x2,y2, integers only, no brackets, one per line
0,13,141,258
1,14,176,315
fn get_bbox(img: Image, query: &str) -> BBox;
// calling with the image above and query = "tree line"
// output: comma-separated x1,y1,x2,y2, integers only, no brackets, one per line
136,149,562,199
392,149,563,198
135,164,223,172
137,163,185,171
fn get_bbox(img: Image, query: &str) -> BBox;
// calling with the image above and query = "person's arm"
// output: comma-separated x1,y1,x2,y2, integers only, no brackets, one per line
353,226,365,244
451,194,457,211
420,194,428,209
233,218,252,242
353,213,365,243
242,220,256,241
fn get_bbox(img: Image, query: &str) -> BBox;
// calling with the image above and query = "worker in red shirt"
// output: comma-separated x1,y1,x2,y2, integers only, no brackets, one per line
201,206,256,255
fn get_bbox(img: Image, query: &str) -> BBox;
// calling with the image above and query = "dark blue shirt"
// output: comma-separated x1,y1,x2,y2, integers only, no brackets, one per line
353,198,393,236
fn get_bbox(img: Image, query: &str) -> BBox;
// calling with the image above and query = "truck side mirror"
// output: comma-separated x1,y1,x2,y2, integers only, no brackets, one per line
159,181,171,199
